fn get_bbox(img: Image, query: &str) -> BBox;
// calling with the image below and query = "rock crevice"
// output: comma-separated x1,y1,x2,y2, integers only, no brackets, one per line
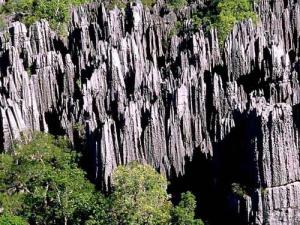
1,0,300,224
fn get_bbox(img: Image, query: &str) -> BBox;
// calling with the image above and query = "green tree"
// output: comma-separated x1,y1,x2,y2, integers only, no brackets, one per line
167,0,187,10
0,134,204,225
109,162,172,225
0,0,89,34
171,192,204,225
214,0,257,43
0,133,107,225
0,214,29,225
191,0,257,45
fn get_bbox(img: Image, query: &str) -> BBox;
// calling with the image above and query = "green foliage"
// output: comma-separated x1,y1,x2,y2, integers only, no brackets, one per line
192,0,257,45
73,122,85,133
82,193,109,225
109,162,172,225
0,214,29,225
0,0,89,34
214,0,257,44
167,0,187,10
192,14,202,31
231,183,247,197
168,21,183,38
0,15,7,31
76,79,81,89
106,162,203,225
25,64,35,76
2,31,10,42
141,0,156,7
0,134,204,225
165,18,195,51
261,187,267,195
0,133,107,225
171,192,204,225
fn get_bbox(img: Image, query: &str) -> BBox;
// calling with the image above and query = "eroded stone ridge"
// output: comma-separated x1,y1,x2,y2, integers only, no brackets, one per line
0,0,300,224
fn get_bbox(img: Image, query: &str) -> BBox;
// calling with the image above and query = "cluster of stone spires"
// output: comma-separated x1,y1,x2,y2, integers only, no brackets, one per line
0,0,300,223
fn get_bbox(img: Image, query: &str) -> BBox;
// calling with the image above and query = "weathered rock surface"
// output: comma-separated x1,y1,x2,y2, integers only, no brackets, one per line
1,0,300,224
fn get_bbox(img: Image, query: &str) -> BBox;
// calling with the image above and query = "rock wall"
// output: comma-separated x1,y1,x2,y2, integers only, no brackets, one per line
1,0,300,224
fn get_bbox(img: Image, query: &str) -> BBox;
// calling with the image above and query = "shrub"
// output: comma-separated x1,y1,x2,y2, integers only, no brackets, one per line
0,133,107,225
171,192,204,225
167,0,187,10
192,14,202,31
0,133,205,225
168,20,183,38
0,15,7,31
109,162,172,225
231,183,247,197
191,0,257,45
0,214,29,225
107,162,204,225
0,0,89,34
214,0,257,43
141,0,156,7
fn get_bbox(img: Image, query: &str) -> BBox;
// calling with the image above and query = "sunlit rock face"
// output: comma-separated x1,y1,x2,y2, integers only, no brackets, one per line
1,0,300,224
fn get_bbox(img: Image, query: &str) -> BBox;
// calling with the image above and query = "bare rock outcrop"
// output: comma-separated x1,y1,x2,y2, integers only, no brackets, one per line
1,0,300,224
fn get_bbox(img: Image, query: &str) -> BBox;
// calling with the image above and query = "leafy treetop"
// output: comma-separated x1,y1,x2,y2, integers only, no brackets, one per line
0,133,204,225
0,133,105,225
109,162,172,225
194,0,257,44
171,192,205,225
214,0,257,43
0,0,89,35
0,214,29,225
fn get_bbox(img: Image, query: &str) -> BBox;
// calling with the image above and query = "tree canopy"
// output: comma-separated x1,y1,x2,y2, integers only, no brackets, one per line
109,162,172,225
0,214,29,225
0,0,89,34
0,0,257,44
193,0,257,44
171,192,204,225
0,133,106,225
214,0,257,43
0,133,204,225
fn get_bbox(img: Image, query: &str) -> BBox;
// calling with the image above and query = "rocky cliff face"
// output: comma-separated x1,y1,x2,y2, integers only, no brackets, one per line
0,0,300,224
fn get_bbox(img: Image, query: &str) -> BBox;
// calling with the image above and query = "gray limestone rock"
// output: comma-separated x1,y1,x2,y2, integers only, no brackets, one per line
0,0,300,224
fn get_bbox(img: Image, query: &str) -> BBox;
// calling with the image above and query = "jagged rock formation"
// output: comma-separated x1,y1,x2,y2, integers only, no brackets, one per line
1,0,300,224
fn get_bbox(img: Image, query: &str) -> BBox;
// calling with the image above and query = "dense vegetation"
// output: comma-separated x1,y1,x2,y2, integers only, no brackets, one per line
196,0,257,44
0,0,257,43
0,133,101,224
109,162,172,225
0,133,203,225
0,0,89,34
167,0,187,10
0,214,28,225
166,0,256,45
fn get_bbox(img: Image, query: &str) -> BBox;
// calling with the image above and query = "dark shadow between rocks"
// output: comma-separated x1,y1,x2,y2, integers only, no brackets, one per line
44,110,65,136
168,109,263,225
168,150,215,224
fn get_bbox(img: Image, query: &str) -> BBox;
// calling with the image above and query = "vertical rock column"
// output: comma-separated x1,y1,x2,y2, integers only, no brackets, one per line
239,102,300,225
